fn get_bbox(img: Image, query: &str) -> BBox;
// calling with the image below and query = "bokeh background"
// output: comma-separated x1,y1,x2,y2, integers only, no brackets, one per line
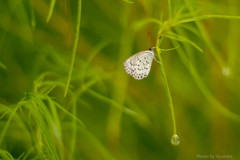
0,0,240,159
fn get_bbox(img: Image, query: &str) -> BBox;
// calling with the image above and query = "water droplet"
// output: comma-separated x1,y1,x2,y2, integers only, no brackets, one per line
171,134,180,146
222,67,231,76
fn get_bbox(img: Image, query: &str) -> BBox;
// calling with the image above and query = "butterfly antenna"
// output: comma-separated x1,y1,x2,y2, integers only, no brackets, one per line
149,47,156,51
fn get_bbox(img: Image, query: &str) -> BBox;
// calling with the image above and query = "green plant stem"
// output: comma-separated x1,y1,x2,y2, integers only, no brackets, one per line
0,105,21,146
64,0,82,97
69,97,77,160
155,30,177,135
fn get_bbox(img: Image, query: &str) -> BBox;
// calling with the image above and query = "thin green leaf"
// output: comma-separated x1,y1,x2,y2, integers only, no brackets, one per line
174,15,240,25
87,89,140,119
64,0,82,97
0,149,15,160
30,99,59,160
69,97,77,160
160,45,180,52
46,0,56,22
166,32,203,52
52,101,85,128
0,103,23,146
175,24,200,37
133,18,162,31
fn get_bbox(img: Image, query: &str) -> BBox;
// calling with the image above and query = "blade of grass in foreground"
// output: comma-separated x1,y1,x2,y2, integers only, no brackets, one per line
64,0,82,97
46,96,65,159
69,97,77,160
51,99,85,127
46,0,56,22
30,99,59,160
0,149,15,160
0,103,23,146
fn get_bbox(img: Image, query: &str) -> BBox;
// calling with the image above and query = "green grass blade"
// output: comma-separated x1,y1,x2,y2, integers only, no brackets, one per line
133,18,162,31
46,0,56,22
166,32,203,53
69,97,77,160
64,0,82,97
52,100,85,128
183,0,227,69
175,24,200,37
87,89,140,119
174,15,240,25
0,149,15,160
16,152,25,160
45,96,65,159
76,72,113,96
160,45,180,52
0,103,23,146
29,98,59,160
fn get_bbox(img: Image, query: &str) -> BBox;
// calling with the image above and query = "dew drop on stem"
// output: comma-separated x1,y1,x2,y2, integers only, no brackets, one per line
171,134,180,146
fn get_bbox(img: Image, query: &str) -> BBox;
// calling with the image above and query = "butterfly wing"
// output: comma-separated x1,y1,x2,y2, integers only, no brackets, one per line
123,50,154,80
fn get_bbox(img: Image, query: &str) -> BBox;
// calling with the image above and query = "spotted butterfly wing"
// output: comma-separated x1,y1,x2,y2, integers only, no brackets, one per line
123,49,154,80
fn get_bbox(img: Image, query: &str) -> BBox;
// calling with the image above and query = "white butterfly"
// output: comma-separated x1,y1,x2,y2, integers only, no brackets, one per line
123,48,156,80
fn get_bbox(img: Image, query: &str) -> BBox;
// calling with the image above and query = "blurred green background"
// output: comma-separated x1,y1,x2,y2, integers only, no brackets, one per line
1,0,240,159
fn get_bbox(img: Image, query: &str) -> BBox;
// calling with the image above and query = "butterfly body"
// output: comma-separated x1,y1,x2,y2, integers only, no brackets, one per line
123,49,154,80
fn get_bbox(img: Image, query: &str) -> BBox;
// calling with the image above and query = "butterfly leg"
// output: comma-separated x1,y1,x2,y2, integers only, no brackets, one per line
153,54,161,65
